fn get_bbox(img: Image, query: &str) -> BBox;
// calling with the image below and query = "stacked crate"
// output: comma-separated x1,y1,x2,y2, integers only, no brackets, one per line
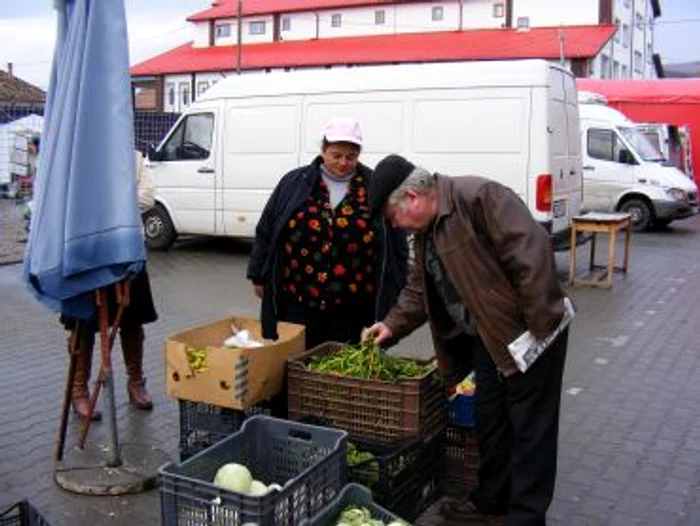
443,384,479,497
160,416,347,526
287,342,446,520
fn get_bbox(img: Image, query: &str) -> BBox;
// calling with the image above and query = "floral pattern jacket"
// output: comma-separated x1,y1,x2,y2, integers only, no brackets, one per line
247,156,409,340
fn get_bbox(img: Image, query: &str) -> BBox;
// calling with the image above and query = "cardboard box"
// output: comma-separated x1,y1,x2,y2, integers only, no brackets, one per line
164,317,305,410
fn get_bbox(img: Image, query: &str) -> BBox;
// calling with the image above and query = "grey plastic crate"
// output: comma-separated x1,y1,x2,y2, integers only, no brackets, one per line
160,415,347,526
298,484,403,526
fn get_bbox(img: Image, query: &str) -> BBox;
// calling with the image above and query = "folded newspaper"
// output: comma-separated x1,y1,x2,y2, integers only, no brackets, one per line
507,297,575,373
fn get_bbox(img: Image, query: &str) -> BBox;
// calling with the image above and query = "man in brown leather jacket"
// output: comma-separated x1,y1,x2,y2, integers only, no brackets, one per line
363,154,570,526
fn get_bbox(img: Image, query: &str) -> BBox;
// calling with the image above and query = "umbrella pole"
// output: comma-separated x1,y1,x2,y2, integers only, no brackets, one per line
77,282,130,467
55,327,80,462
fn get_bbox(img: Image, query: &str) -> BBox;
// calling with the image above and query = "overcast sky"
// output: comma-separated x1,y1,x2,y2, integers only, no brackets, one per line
1,0,699,90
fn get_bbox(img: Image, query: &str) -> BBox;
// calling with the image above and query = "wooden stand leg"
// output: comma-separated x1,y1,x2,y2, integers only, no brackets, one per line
569,226,577,285
589,233,597,271
623,222,631,273
607,228,617,288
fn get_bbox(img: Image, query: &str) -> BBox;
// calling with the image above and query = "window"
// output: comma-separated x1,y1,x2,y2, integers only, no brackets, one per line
216,23,231,38
587,129,630,163
281,16,291,32
166,83,175,107
613,60,620,78
635,12,643,30
375,9,385,25
622,23,629,47
432,6,444,22
162,113,214,162
600,54,610,78
493,3,505,18
614,18,621,43
179,83,190,107
197,81,209,95
621,64,628,77
647,42,653,62
331,13,342,27
516,17,530,29
623,0,630,7
634,50,643,73
249,21,266,35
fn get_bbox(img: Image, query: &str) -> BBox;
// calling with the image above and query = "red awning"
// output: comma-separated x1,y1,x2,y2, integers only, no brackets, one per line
131,25,615,76
577,79,700,105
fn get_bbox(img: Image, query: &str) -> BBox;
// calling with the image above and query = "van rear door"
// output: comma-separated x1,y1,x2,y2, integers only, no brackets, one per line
547,68,581,238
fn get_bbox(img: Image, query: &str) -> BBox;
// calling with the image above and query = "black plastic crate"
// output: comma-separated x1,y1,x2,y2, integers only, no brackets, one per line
161,415,347,526
0,501,51,526
347,429,443,521
179,400,273,461
298,484,402,526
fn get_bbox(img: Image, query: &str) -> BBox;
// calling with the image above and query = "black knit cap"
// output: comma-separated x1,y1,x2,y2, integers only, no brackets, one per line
368,154,416,216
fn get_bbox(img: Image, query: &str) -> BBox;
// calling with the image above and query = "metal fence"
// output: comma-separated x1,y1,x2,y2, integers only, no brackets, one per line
0,105,180,264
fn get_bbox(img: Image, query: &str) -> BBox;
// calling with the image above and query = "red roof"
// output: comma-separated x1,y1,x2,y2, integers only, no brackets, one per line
131,25,615,76
188,0,391,21
577,79,700,105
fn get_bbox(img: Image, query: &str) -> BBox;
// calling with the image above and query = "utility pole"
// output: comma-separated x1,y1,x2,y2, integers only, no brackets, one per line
236,0,242,75
558,26,565,67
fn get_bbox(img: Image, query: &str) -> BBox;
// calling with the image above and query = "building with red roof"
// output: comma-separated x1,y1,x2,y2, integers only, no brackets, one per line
131,0,660,112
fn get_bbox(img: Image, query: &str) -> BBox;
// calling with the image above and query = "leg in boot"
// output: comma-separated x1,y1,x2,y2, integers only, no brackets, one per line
121,325,153,410
70,328,102,421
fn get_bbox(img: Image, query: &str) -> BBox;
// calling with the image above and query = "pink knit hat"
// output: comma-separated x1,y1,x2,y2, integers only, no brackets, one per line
322,117,363,146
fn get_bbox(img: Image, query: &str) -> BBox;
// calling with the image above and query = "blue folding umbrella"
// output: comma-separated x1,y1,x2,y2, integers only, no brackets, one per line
23,0,144,320
22,0,145,466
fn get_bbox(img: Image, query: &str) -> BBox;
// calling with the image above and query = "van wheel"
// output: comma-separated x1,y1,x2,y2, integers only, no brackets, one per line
143,204,176,250
619,198,653,232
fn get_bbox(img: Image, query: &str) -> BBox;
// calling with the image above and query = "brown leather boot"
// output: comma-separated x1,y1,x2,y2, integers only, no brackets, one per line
121,326,153,410
70,330,102,421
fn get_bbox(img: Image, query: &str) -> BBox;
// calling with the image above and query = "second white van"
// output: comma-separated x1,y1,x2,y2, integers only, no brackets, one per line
578,93,698,231
144,59,583,249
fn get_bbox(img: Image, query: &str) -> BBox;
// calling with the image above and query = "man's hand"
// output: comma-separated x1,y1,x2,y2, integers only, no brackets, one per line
362,322,394,346
253,284,264,299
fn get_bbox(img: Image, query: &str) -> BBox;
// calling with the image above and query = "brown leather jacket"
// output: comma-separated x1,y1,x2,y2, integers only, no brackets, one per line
383,175,566,377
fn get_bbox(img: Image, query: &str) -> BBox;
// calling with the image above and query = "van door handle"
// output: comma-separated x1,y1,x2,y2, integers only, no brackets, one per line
582,165,595,171
197,167,215,174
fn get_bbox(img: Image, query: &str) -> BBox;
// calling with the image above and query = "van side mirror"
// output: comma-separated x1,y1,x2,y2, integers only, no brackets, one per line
147,144,162,162
618,149,637,165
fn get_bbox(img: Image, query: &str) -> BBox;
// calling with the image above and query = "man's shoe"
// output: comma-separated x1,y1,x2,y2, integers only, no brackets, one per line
440,498,506,525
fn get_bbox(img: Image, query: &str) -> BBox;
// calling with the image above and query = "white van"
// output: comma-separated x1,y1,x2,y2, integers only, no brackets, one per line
578,94,698,231
144,59,582,250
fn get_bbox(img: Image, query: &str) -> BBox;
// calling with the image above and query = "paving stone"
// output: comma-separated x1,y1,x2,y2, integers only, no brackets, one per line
2,217,700,525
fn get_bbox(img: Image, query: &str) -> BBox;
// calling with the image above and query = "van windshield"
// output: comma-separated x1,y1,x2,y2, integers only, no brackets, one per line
618,126,666,162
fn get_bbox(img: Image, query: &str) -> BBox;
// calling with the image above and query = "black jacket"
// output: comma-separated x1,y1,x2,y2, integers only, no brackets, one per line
247,156,409,340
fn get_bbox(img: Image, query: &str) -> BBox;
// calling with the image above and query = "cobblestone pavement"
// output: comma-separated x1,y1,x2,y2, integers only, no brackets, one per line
2,216,700,525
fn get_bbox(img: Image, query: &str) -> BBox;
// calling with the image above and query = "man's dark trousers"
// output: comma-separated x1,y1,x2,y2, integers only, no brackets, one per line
470,328,569,526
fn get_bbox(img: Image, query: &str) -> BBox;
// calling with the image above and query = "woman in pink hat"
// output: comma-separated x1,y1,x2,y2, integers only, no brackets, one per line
247,117,408,353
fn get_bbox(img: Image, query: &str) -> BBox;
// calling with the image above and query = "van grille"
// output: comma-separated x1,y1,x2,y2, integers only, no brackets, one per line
689,191,698,206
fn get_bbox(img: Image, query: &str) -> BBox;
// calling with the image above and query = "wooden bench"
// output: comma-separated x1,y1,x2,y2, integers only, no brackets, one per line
568,213,632,289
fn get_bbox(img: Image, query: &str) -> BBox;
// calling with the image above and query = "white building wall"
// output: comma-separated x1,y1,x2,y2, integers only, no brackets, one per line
192,21,210,48
462,0,507,30
394,2,460,33
511,0,599,27
163,74,192,113
611,0,654,78
279,12,318,41
317,6,397,38
213,15,274,45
